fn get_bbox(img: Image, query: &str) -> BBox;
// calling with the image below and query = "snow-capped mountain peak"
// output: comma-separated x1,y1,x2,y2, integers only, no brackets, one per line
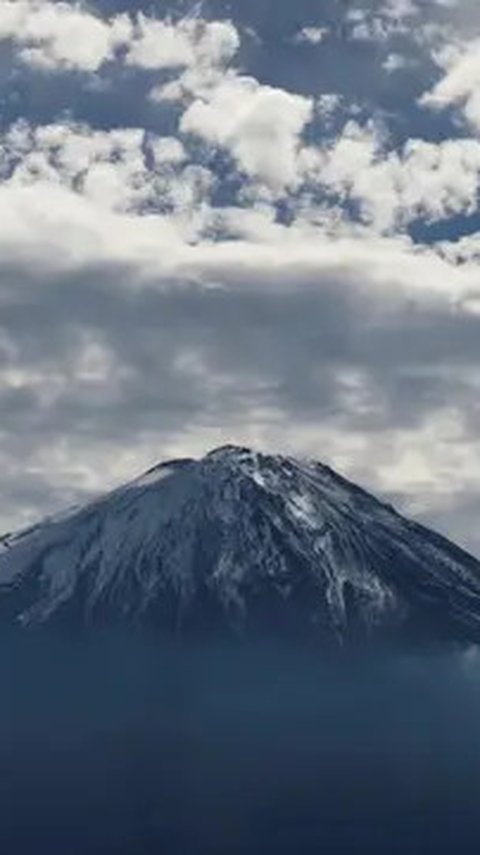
1,444,480,646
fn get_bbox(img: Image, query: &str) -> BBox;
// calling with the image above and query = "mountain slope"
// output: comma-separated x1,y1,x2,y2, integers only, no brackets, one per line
1,445,480,645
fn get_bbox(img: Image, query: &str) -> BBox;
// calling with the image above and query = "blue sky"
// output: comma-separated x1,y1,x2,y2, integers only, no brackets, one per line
1,0,480,551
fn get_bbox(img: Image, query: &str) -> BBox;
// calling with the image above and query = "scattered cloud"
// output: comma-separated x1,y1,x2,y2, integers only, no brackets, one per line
0,0,480,551
421,38,480,133
346,0,419,43
180,75,313,195
294,27,329,46
304,121,480,231
0,0,132,71
382,52,413,73
125,15,239,71
0,1,239,78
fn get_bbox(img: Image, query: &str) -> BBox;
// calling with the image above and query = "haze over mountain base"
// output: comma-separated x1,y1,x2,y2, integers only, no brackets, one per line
2,636,480,854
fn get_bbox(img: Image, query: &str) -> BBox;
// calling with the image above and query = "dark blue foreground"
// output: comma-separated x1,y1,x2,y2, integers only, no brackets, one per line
1,635,480,853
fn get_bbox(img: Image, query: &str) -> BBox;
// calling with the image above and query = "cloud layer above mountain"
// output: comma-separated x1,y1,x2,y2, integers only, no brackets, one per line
1,0,480,551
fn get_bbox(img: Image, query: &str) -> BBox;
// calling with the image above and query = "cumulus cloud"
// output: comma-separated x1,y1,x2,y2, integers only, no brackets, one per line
179,74,313,195
0,1,239,77
420,38,480,132
142,26,313,197
0,0,132,71
125,16,239,71
2,115,480,302
304,121,480,231
0,119,216,230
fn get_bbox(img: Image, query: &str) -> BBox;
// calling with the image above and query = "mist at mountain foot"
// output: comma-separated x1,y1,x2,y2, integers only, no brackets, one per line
2,636,480,854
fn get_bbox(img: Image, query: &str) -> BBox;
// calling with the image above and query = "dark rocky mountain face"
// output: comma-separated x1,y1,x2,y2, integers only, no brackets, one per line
1,444,480,646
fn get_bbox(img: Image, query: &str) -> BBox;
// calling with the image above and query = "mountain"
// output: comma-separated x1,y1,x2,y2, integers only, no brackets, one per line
1,444,480,646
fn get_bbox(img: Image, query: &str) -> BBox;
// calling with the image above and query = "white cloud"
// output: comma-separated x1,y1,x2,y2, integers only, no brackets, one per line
347,0,419,42
294,27,329,45
0,127,478,311
2,3,480,543
302,120,480,231
2,116,480,539
0,121,216,223
1,119,480,306
316,94,342,118
125,15,239,70
150,137,187,167
0,0,132,71
1,122,149,212
180,74,313,194
420,38,480,132
145,17,315,198
373,408,480,512
382,53,412,73
0,2,239,77
382,0,419,18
